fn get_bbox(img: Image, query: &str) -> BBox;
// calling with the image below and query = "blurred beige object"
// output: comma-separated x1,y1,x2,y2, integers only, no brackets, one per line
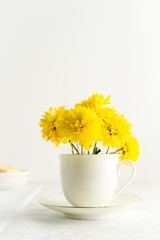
0,169,31,189
0,165,19,173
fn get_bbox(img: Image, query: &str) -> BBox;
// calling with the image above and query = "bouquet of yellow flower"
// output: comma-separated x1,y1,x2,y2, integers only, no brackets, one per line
39,94,139,162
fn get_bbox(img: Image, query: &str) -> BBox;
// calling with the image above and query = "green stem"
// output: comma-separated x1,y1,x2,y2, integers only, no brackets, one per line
106,147,109,154
70,143,80,154
87,146,91,155
81,146,84,155
92,142,97,154
71,144,74,154
110,149,122,154
77,143,79,150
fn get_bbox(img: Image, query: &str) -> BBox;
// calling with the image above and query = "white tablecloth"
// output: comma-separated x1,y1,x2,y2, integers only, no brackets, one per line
0,181,160,240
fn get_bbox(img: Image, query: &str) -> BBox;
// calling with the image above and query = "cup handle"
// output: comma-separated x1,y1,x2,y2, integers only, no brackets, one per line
113,160,136,199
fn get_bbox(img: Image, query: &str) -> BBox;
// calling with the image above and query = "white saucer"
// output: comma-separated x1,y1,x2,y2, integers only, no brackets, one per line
0,170,30,180
38,193,142,220
0,170,31,189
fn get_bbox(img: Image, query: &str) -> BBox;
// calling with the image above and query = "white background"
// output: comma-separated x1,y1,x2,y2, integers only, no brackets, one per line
0,0,160,182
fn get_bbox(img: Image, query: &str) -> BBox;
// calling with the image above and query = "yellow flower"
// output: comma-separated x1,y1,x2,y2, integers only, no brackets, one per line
119,136,140,162
101,112,132,148
98,106,116,119
75,93,110,114
39,106,66,146
58,106,101,150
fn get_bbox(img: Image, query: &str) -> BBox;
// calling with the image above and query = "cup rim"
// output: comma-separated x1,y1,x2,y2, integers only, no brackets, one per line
59,153,119,155
59,153,120,159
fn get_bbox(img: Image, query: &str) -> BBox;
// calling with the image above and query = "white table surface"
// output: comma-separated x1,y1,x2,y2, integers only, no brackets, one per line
0,181,160,240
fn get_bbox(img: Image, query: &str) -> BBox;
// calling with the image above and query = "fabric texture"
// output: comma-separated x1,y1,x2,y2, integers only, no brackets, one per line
0,181,159,240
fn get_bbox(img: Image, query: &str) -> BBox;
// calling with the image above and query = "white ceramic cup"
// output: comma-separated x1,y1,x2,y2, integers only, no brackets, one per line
59,154,136,207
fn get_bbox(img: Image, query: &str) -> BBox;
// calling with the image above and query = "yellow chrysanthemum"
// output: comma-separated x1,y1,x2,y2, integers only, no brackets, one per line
39,106,66,146
119,136,140,162
101,112,132,148
75,93,110,114
98,106,116,119
58,106,101,151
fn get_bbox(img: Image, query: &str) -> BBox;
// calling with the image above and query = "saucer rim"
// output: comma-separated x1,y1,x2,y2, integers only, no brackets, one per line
38,193,142,209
